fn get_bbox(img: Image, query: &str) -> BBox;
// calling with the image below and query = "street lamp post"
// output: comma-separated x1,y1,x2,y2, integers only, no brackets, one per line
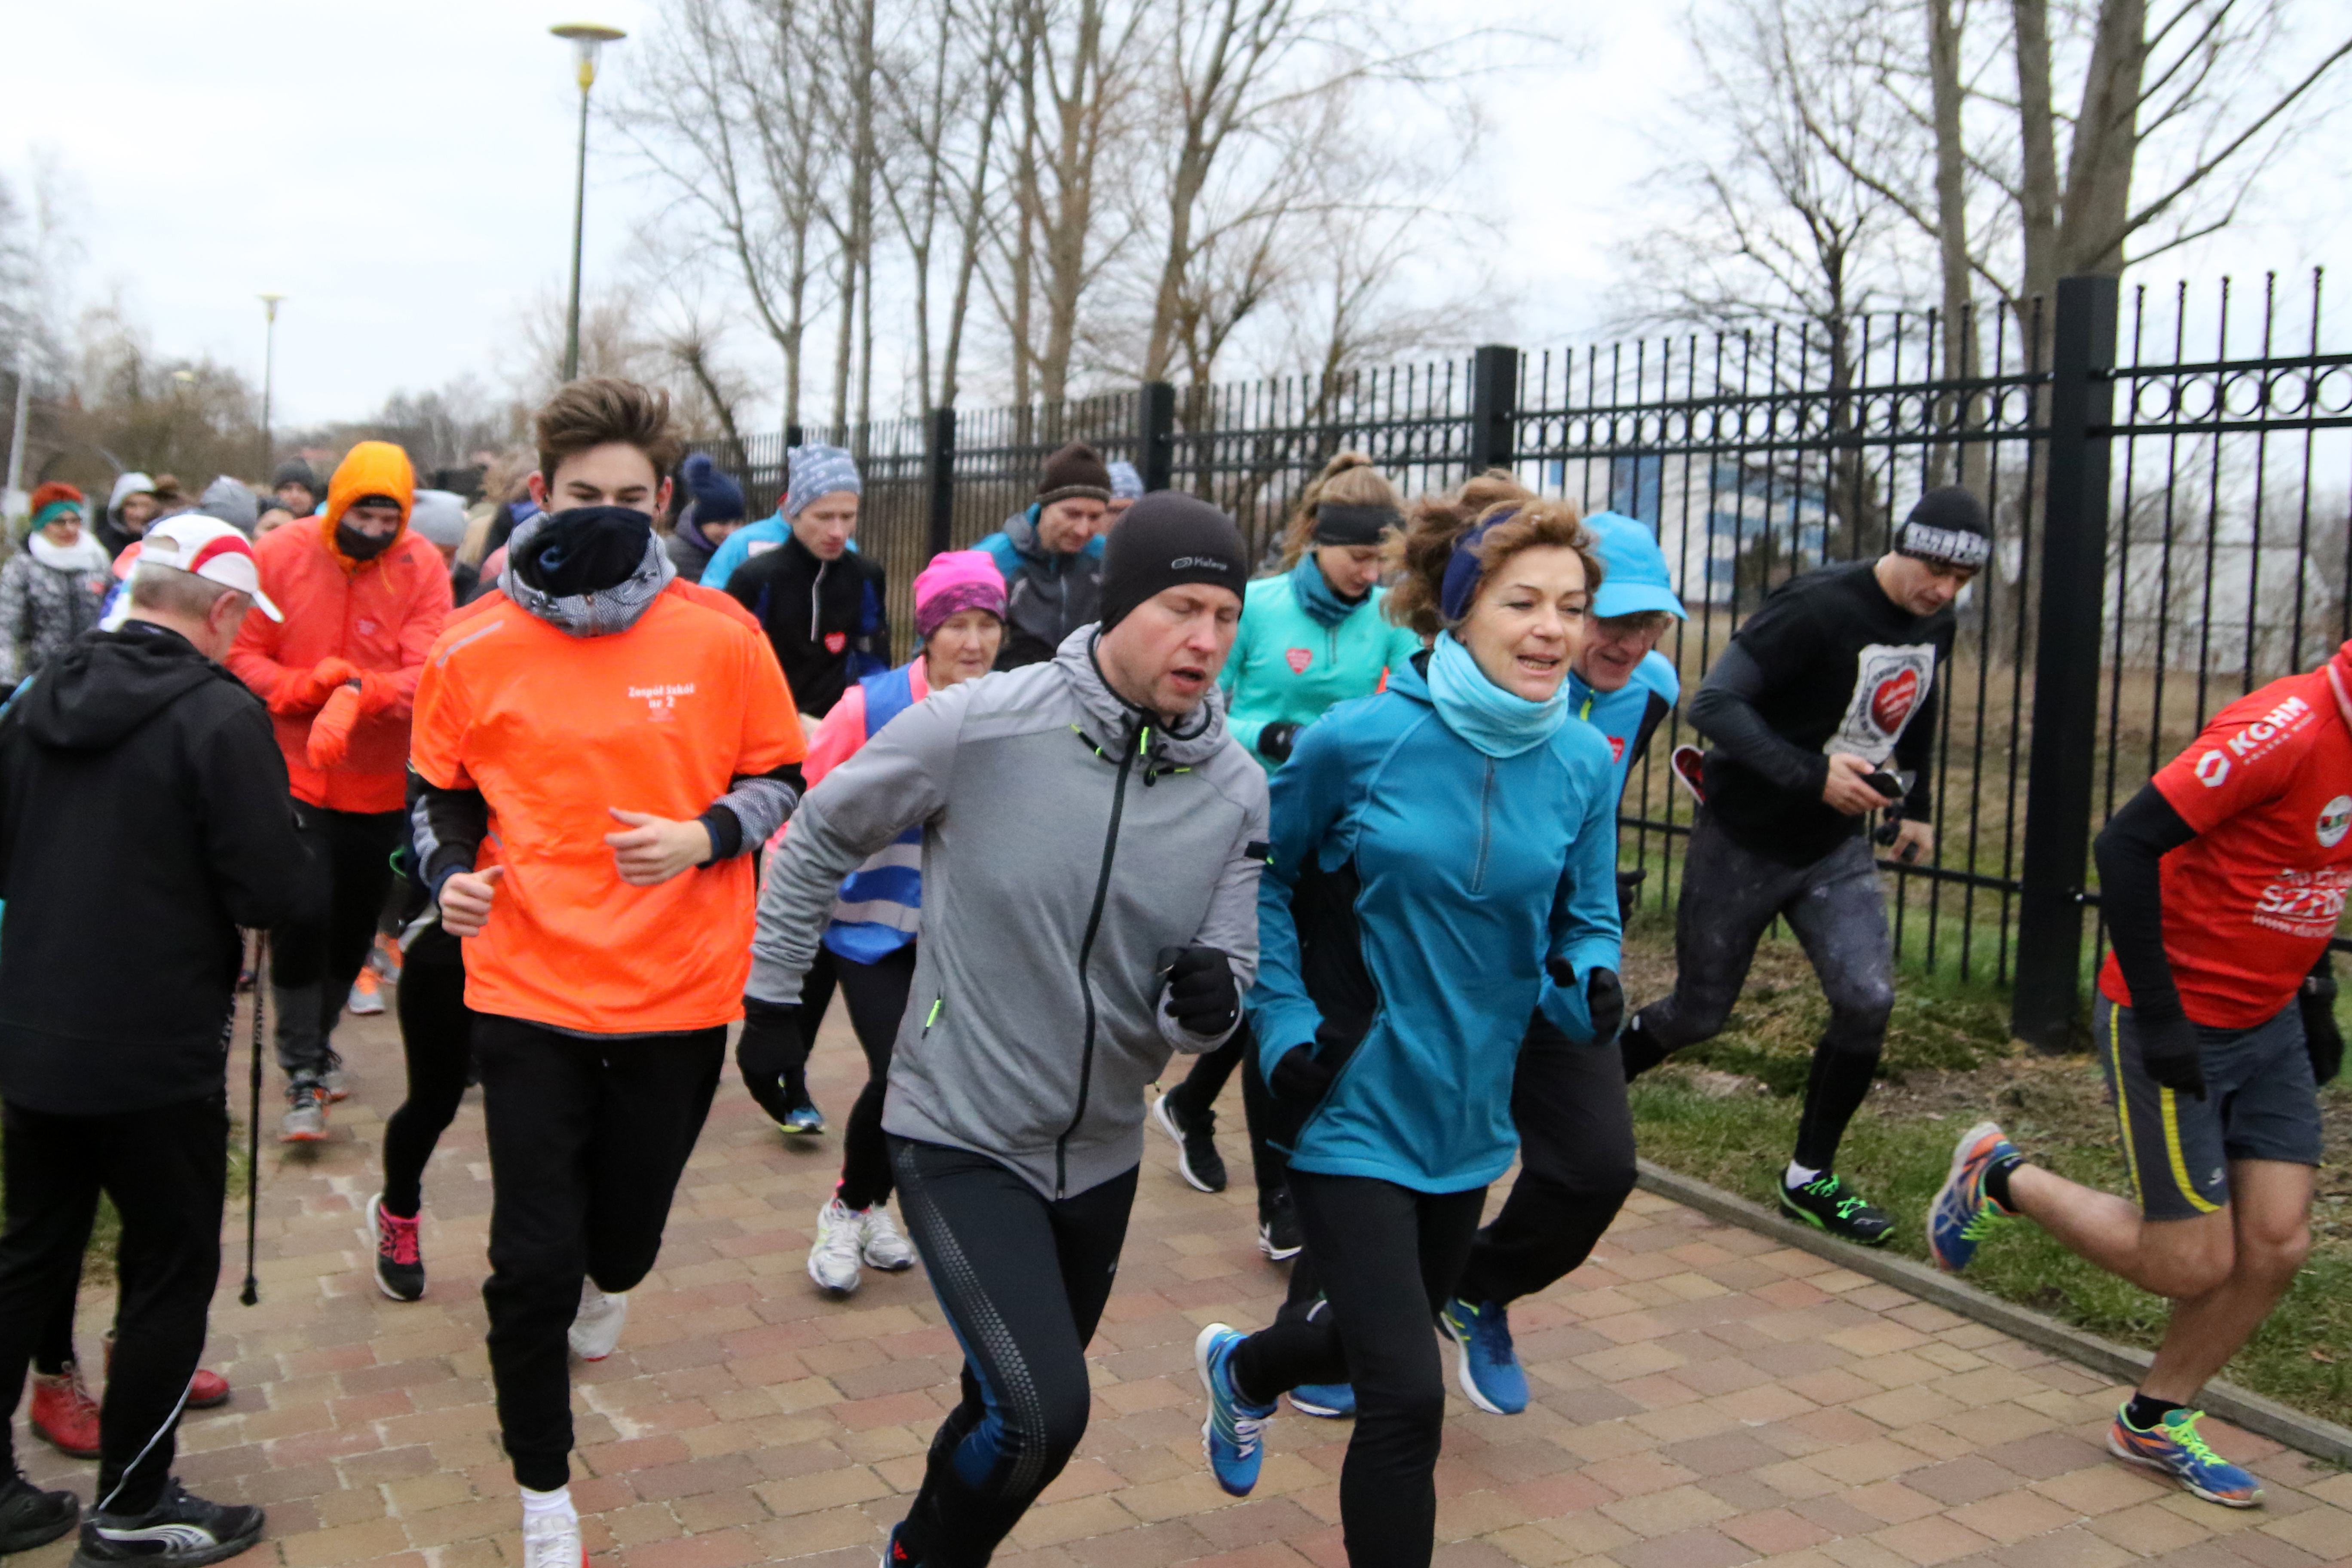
551,22,627,384
258,294,286,476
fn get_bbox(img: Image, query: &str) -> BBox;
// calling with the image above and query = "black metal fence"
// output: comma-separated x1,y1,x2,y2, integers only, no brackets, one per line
695,269,2350,1048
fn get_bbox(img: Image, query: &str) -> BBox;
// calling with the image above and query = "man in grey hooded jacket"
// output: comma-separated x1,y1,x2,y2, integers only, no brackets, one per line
748,491,1267,1568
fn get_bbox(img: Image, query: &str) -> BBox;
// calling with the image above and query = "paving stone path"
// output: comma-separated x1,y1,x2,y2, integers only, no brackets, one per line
16,1001,2350,1567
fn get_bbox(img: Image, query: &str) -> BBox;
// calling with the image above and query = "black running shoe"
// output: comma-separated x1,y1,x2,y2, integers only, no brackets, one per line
1258,1186,1303,1261
1779,1172,1894,1246
70,1479,263,1566
0,1471,78,1554
1152,1092,1228,1193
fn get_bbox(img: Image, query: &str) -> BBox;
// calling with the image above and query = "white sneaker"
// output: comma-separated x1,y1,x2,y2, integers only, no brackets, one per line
521,1504,585,1568
567,1281,628,1361
859,1204,918,1272
808,1198,865,1295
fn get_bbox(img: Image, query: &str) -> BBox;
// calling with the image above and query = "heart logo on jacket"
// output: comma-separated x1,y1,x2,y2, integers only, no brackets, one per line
1285,648,1312,674
1870,668,1920,734
825,631,848,654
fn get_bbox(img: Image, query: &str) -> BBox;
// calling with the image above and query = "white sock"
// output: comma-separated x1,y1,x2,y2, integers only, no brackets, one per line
1785,1161,1821,1189
520,1485,575,1522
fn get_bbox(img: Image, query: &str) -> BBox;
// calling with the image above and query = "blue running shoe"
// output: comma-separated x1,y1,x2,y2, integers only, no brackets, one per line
1928,1120,2018,1274
1438,1297,1528,1415
1286,1382,1355,1418
1197,1323,1277,1497
2107,1406,2264,1507
781,1099,826,1136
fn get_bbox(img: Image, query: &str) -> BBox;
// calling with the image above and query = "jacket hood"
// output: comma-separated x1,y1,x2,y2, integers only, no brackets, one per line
106,473,156,527
499,511,677,637
1053,623,1233,768
15,624,222,750
320,441,417,570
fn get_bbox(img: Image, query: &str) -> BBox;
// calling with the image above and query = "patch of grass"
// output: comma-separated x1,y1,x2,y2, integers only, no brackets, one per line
1623,923,2352,1429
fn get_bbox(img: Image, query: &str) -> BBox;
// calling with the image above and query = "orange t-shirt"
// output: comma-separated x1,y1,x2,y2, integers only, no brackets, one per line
411,591,806,1034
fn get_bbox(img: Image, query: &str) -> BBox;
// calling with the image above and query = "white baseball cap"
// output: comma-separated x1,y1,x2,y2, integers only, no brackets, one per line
134,516,284,621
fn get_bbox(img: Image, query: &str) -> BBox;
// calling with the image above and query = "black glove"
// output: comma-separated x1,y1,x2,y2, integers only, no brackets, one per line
2135,1008,2207,1101
1547,957,1624,1044
1614,868,1646,925
1161,946,1240,1037
2301,961,2343,1087
1257,721,1302,766
1270,1042,1336,1107
738,995,805,1067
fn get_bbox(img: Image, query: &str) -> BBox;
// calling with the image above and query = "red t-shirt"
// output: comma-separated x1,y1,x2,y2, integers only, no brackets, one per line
412,591,805,1035
2098,650,2352,1028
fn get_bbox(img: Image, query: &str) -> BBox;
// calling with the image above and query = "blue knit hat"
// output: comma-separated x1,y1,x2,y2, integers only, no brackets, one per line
1583,510,1686,621
681,453,746,527
785,445,862,520
1106,460,1145,501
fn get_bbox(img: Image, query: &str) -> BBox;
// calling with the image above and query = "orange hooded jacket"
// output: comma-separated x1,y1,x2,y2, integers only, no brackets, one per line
229,441,455,813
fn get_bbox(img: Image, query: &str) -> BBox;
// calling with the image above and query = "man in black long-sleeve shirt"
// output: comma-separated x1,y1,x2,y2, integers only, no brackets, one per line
1921,642,2346,1510
1622,487,1987,1243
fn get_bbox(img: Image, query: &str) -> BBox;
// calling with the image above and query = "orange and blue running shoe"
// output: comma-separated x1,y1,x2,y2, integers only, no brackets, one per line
1928,1120,2018,1273
2107,1406,2263,1506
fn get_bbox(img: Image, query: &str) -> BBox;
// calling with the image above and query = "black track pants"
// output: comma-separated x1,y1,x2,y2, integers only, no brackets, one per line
476,1019,723,1490
0,1096,227,1515
888,1138,1135,1568
381,926,473,1219
1454,1014,1638,1307
832,945,916,1212
1231,1171,1486,1568
1633,815,1895,1172
270,805,401,1083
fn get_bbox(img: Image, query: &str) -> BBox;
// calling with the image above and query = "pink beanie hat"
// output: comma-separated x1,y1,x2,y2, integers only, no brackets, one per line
914,549,1008,642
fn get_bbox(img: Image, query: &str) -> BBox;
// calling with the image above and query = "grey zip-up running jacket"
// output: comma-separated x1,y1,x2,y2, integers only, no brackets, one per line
750,626,1269,1198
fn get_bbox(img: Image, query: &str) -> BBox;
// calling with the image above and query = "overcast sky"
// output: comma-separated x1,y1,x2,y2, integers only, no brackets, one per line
5,0,2346,429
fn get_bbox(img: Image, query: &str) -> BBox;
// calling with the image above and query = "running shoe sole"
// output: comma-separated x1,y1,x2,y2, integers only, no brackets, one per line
1928,1120,2007,1274
365,1193,426,1302
1285,1387,1353,1419
1152,1093,1218,1194
1256,1223,1302,1263
2106,1423,2264,1507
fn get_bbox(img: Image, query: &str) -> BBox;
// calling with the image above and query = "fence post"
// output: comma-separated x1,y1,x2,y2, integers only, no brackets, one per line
1139,381,1176,492
2011,274,2119,1053
926,405,956,557
1469,345,1520,473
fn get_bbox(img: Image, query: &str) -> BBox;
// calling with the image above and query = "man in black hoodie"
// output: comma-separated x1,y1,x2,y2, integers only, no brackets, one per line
0,517,312,1567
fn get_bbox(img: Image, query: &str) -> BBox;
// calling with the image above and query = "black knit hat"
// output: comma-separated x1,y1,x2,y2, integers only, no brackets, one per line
1038,441,1113,506
1097,492,1250,630
271,458,319,493
1894,486,1991,570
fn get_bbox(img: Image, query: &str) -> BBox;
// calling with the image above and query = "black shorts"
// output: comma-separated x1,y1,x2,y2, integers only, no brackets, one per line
2094,997,2322,1222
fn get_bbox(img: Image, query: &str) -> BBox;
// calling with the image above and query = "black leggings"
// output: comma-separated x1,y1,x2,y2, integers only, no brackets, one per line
381,926,474,1219
832,945,917,1212
1633,816,1895,1172
1232,1171,1486,1568
737,949,839,1120
271,805,402,1083
888,1137,1135,1568
1167,1016,1288,1208
1453,1013,1638,1307
476,1019,724,1490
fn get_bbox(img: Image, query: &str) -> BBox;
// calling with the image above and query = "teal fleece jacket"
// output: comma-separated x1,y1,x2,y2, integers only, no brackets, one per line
1219,560,1424,770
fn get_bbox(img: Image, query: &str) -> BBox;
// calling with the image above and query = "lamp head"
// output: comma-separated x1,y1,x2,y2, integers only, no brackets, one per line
551,22,626,90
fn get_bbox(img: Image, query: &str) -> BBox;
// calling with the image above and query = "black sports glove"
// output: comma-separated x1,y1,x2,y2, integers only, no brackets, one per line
1614,869,1646,925
2135,1008,2207,1101
1161,946,1241,1037
2301,960,2343,1087
738,995,805,1064
1548,957,1624,1044
1270,1042,1335,1106
1257,721,1302,765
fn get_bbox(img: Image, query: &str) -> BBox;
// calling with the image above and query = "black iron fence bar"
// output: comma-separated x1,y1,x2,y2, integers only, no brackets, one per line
1515,369,2055,423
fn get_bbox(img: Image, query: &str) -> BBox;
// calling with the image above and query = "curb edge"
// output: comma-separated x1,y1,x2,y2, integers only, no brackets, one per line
1634,1158,2352,1469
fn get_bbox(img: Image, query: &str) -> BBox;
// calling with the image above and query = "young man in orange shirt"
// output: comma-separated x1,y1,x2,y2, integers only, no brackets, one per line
409,380,805,1568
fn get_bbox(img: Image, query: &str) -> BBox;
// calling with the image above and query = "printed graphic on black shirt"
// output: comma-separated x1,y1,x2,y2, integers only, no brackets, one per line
1825,643,1937,766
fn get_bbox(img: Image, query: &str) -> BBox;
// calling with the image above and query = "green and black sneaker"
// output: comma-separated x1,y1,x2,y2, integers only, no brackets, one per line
1779,1171,1894,1246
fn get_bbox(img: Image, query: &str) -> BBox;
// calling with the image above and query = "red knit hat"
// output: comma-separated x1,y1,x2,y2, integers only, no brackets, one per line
27,482,85,523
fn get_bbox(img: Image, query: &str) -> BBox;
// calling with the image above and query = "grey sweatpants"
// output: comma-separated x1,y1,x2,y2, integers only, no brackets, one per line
1635,813,1896,1170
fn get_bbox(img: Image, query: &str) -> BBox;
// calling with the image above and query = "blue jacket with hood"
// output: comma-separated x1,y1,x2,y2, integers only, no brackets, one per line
1571,649,1680,799
1250,652,1623,1193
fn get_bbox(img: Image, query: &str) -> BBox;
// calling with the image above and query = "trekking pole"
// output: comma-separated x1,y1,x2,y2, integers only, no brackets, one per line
240,931,267,1307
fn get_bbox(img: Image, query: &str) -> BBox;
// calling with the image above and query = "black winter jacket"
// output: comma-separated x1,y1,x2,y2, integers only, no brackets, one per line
0,622,314,1114
725,534,890,719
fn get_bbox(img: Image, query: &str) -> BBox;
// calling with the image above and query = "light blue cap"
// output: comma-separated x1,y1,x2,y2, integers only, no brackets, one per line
1583,510,1686,620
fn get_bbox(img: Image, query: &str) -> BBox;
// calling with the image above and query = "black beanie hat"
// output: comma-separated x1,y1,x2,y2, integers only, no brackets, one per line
272,458,319,493
1097,491,1250,630
1895,486,1991,570
1038,441,1114,506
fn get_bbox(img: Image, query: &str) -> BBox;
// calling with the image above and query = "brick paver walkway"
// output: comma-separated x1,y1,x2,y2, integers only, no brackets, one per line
17,1001,2350,1568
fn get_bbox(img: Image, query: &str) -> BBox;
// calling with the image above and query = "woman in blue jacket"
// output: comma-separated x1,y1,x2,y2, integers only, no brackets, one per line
1194,498,1624,1568
1153,453,1420,1256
